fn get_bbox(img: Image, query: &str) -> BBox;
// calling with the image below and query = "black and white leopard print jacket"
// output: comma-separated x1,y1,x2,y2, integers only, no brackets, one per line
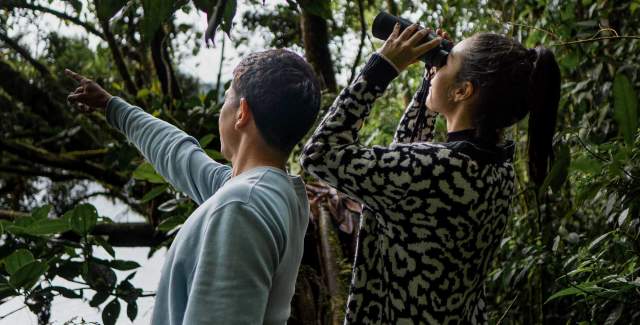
300,54,516,325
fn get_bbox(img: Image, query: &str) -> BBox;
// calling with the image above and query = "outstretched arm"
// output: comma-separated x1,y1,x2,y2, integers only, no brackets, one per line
65,69,231,205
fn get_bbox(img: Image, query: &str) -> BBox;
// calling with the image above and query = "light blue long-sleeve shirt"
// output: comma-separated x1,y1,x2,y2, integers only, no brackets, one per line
105,97,310,325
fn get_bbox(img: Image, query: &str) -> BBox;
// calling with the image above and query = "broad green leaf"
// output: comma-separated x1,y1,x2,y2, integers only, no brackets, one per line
157,215,186,232
140,0,186,43
95,0,127,21
102,298,121,325
27,219,71,235
203,0,238,44
127,300,138,321
4,249,35,275
133,163,166,184
545,284,601,303
613,73,638,146
199,134,215,148
219,0,237,35
69,204,98,236
31,205,52,220
9,261,48,290
90,290,110,307
141,184,169,203
109,260,141,271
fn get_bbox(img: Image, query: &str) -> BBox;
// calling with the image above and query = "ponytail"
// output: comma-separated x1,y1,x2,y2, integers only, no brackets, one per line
527,47,561,187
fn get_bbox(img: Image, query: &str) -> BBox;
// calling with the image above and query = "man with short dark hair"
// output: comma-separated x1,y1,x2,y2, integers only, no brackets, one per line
65,49,321,325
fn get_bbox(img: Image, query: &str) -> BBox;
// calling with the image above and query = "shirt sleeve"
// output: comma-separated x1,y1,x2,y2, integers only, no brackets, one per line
106,97,232,205
300,54,448,212
182,202,283,324
392,69,439,144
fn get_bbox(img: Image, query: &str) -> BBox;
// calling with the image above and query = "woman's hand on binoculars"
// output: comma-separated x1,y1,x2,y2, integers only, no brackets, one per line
378,23,442,72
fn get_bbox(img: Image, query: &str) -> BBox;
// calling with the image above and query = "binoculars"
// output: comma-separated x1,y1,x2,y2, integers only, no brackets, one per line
372,12,453,68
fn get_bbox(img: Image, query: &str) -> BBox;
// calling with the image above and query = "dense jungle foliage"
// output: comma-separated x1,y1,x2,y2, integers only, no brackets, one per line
0,0,639,324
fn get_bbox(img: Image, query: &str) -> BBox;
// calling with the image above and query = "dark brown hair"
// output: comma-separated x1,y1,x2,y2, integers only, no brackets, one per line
455,33,561,186
232,49,321,155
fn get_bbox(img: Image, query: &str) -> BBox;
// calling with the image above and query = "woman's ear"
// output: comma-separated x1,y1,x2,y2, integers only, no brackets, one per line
453,81,475,102
234,98,252,130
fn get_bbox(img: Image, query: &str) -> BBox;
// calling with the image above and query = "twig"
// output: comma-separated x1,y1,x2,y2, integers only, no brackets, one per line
496,293,519,325
347,0,367,85
0,304,28,320
551,36,640,46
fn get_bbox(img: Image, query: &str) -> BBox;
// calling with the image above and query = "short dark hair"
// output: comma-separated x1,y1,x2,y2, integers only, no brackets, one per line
232,49,321,155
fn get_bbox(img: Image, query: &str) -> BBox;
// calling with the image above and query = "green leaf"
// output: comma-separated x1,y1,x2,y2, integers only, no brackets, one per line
31,205,52,220
69,204,98,236
203,0,238,44
220,0,237,36
613,73,638,146
95,0,128,21
141,184,169,203
4,249,35,275
133,163,166,184
588,231,613,251
157,215,186,232
127,300,138,321
84,262,117,291
102,298,121,325
27,219,71,235
109,260,140,271
62,0,83,13
545,284,601,303
299,0,332,20
90,290,110,307
9,261,48,290
93,236,116,258
140,0,186,43
199,134,215,148
49,286,82,299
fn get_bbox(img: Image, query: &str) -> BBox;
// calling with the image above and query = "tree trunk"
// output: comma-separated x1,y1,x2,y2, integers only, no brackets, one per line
299,1,337,92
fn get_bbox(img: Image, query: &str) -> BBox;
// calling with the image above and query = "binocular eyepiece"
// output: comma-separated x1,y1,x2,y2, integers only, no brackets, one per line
372,12,453,68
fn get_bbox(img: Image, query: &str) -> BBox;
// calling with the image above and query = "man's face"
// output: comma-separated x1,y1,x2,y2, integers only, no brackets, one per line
219,82,240,160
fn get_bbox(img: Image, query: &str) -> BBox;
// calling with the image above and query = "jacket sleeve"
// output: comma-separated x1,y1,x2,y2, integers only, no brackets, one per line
392,70,439,144
300,54,447,212
106,97,232,205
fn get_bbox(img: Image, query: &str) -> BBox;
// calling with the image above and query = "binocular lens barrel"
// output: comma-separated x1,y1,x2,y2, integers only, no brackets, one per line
371,12,452,68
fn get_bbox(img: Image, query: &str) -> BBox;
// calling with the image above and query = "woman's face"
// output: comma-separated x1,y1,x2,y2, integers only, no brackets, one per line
426,37,473,114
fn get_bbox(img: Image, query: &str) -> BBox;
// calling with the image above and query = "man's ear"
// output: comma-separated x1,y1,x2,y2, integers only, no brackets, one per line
453,81,475,102
234,98,252,130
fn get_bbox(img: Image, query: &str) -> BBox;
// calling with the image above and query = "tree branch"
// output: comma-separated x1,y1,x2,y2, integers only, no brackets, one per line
98,19,138,96
2,1,105,39
0,139,128,186
0,60,66,126
0,31,51,78
348,0,367,85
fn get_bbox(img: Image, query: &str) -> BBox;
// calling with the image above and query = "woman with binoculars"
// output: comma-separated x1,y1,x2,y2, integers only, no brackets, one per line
300,15,560,325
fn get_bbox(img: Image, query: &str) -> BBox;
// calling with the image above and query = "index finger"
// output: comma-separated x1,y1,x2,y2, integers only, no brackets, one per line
64,69,86,83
